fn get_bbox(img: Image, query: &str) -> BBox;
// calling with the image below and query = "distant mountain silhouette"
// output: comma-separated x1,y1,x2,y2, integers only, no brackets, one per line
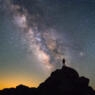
0,65,95,95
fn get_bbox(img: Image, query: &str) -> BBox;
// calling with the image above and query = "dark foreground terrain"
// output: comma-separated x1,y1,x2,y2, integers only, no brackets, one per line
0,65,95,95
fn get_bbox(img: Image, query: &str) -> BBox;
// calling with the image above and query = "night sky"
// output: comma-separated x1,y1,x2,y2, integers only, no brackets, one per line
0,0,95,89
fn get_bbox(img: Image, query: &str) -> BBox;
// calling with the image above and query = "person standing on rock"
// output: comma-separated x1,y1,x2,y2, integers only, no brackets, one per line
62,58,66,66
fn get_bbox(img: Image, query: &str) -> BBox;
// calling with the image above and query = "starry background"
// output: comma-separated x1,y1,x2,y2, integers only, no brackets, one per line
0,0,95,89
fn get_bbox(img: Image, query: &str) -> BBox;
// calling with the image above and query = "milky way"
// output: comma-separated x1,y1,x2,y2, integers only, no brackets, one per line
2,0,85,72
3,0,68,72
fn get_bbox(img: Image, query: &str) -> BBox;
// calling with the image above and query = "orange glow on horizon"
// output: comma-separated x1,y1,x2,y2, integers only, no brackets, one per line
0,76,40,90
0,80,39,90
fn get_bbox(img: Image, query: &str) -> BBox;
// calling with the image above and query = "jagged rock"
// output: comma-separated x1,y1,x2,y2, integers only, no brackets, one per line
38,66,95,95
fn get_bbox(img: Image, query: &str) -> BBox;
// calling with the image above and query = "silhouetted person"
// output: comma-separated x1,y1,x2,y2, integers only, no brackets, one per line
62,58,66,66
